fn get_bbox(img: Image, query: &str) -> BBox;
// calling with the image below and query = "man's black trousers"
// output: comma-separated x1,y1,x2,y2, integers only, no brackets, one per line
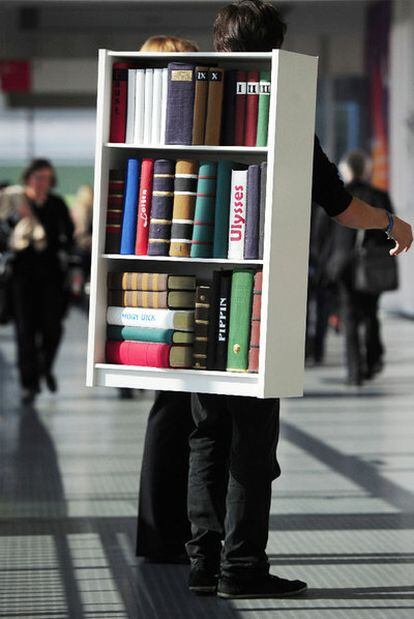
136,390,281,580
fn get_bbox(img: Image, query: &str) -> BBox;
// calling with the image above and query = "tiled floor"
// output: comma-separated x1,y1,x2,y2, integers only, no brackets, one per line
0,307,413,618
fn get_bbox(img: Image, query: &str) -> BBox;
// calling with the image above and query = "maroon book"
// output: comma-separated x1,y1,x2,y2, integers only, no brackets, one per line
109,62,129,143
248,271,262,372
234,70,247,146
244,71,260,147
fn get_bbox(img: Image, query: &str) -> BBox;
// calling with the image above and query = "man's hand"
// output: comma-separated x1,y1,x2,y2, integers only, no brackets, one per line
335,197,413,256
389,216,413,256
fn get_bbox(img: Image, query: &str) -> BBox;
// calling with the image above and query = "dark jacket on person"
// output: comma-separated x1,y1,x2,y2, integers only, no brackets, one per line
325,180,394,284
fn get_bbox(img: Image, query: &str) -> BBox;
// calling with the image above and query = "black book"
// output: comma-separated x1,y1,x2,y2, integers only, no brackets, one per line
214,271,232,370
193,283,212,370
206,271,221,370
221,69,237,146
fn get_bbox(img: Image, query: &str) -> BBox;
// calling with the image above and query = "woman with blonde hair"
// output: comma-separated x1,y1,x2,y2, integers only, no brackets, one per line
135,34,198,564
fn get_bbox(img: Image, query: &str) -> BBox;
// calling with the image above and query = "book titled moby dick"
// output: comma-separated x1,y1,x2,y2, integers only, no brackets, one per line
107,306,194,331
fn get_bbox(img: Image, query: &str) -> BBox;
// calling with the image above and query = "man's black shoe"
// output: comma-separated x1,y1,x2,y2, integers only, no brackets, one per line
217,574,308,599
188,564,219,595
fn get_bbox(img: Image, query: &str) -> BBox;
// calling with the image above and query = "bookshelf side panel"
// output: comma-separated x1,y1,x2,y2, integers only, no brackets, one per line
260,50,318,398
86,50,112,386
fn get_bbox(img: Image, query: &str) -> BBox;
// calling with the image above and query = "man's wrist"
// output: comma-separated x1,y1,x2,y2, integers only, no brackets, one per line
383,210,395,238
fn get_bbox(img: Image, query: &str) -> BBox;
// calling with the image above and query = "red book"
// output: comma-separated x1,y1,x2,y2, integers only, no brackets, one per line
106,340,170,367
244,71,260,146
234,70,247,146
135,158,154,255
248,271,262,372
109,62,129,143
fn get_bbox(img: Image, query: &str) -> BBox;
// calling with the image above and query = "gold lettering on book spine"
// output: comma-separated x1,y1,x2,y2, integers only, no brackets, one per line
171,70,193,82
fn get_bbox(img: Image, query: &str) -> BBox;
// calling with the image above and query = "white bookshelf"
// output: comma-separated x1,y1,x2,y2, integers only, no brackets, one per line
86,49,318,398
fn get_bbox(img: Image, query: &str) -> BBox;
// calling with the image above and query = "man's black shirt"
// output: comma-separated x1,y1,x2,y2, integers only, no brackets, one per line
312,135,353,217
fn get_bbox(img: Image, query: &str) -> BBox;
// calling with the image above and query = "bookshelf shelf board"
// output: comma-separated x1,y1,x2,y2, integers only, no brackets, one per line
94,363,259,397
105,143,268,155
95,363,258,378
107,51,273,60
101,254,263,265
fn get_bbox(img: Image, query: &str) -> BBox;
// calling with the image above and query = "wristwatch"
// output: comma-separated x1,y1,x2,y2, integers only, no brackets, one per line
384,211,395,239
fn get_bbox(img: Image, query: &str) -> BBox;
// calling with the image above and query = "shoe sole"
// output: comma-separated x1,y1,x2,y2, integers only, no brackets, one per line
217,584,308,599
189,585,217,595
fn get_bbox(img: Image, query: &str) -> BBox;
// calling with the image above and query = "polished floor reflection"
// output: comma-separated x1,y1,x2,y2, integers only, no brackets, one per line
0,308,413,618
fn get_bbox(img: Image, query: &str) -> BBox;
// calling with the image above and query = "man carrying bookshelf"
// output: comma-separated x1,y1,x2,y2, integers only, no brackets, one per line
186,0,413,599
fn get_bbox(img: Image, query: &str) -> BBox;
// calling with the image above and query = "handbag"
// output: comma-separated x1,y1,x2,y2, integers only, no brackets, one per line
353,230,399,295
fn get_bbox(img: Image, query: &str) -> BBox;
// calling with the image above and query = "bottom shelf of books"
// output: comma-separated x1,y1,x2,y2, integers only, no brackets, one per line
91,263,266,395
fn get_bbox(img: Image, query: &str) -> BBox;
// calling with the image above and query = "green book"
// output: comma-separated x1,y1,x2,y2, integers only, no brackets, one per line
256,71,271,147
190,161,217,258
106,325,194,344
226,270,254,372
212,160,233,258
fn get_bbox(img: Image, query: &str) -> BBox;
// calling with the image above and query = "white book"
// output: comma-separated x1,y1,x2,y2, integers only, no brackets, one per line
143,68,153,144
160,68,168,144
125,69,137,144
151,68,163,145
133,69,146,144
228,169,248,260
106,306,195,331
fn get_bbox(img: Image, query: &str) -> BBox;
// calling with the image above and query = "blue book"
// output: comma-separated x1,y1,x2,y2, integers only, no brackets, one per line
244,164,261,259
212,160,233,258
120,158,140,254
165,63,196,145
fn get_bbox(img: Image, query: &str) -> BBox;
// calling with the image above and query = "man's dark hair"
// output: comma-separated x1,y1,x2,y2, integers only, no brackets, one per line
22,158,57,188
213,0,287,52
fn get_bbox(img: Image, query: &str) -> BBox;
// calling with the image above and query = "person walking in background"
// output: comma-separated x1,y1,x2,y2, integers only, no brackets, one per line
135,35,199,563
0,159,73,404
71,184,93,305
327,150,395,385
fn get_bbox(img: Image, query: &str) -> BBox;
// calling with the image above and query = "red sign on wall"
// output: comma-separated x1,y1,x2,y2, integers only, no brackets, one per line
0,60,31,93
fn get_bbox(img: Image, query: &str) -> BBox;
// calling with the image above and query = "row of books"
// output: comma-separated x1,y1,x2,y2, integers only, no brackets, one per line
105,157,267,260
109,62,271,147
105,269,262,373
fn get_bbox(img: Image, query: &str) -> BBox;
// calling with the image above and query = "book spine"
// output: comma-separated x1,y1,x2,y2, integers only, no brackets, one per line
106,340,170,367
226,270,254,372
234,70,247,146
248,271,262,372
107,289,194,309
244,71,260,146
192,66,209,145
221,70,237,146
120,158,140,254
190,161,217,258
143,68,153,144
135,158,154,255
107,306,194,330
193,284,211,369
160,68,168,145
258,162,267,259
125,69,137,144
147,159,175,256
133,69,146,144
108,290,168,308
212,160,233,258
169,159,199,257
215,270,232,370
107,324,175,344
204,67,224,145
256,71,271,147
107,272,168,291
244,164,261,259
206,271,221,370
165,63,195,145
105,169,124,253
109,62,129,143
227,169,247,260
151,68,163,145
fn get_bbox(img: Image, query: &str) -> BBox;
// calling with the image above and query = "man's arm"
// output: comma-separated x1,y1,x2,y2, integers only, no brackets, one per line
335,197,413,256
